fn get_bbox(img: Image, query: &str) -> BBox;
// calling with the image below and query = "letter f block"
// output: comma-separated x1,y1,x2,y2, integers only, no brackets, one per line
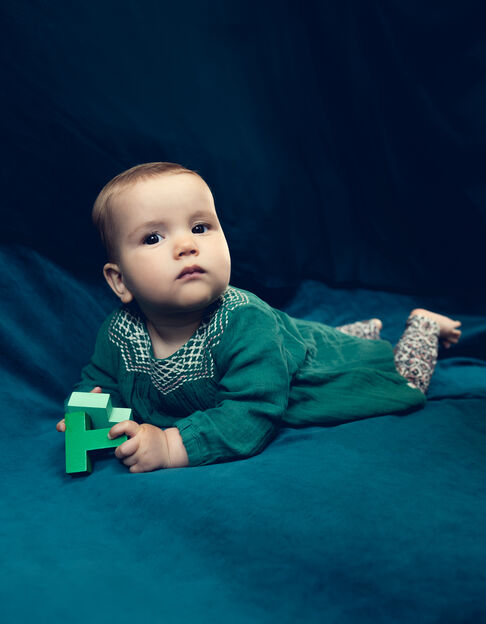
65,411,128,474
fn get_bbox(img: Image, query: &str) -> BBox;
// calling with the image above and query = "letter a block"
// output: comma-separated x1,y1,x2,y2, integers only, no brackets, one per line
65,411,128,475
67,392,132,429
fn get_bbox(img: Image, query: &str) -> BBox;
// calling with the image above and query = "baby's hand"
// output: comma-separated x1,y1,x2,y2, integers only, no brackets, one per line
109,421,170,473
56,386,102,432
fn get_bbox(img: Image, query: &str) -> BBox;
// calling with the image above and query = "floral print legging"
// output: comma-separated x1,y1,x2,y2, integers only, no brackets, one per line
336,314,440,394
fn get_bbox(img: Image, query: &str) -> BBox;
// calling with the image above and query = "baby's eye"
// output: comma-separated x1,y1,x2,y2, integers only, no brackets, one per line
192,223,209,234
143,233,163,245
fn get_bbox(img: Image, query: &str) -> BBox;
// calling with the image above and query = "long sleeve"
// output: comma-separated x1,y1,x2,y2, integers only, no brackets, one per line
174,305,295,466
67,312,126,407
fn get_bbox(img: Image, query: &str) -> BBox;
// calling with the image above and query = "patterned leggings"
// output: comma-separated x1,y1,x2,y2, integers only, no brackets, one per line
336,315,440,394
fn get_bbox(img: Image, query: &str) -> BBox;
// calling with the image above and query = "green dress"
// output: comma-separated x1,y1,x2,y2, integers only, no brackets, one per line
71,285,425,466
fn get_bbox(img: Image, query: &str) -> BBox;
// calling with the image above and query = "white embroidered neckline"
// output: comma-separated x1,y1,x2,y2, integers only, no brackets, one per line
108,286,250,395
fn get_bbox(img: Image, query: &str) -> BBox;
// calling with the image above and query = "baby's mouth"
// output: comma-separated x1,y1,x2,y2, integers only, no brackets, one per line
177,265,206,279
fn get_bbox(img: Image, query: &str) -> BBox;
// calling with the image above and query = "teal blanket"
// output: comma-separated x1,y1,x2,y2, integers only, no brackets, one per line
2,2,486,620
2,246,485,623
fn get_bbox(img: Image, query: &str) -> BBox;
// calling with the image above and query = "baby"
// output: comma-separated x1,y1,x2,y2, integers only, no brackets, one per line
57,162,461,472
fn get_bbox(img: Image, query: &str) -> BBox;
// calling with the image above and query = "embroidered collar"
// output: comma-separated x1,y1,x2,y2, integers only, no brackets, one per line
108,286,250,395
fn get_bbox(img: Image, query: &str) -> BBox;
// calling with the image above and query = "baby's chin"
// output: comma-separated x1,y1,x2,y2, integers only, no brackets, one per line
187,285,228,310
167,282,228,313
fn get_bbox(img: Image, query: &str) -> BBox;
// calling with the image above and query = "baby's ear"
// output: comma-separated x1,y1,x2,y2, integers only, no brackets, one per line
103,263,133,303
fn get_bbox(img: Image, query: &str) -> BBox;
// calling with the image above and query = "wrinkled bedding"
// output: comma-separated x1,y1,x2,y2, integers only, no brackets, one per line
2,245,485,623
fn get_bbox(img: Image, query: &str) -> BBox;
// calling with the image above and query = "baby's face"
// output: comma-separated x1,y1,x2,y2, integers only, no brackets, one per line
107,173,231,317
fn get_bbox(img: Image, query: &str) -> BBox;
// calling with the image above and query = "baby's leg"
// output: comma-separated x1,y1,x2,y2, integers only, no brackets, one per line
394,314,439,393
393,308,462,393
336,318,382,340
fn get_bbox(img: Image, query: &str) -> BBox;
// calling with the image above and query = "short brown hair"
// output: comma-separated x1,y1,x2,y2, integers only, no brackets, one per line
92,161,202,260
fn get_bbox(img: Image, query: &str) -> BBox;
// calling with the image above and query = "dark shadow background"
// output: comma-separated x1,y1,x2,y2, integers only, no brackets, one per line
1,0,485,309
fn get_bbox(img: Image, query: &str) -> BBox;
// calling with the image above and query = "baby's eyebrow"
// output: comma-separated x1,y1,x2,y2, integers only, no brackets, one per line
190,209,216,221
129,220,165,238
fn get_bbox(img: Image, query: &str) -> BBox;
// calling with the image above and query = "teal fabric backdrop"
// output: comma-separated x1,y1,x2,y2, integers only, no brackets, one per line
2,2,486,623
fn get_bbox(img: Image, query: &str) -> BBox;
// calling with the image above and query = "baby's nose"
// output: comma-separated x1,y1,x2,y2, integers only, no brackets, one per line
174,237,199,257
178,247,198,257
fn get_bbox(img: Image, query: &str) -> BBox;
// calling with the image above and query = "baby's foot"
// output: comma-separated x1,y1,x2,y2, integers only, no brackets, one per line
370,318,383,333
410,308,462,348
337,318,382,340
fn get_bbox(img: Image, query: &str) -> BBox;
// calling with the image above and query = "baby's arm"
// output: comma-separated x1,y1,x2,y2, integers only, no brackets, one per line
171,305,290,467
109,304,289,470
57,312,125,432
58,306,290,471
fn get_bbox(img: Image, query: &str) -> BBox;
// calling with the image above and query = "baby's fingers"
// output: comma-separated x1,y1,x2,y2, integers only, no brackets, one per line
109,419,139,440
56,418,66,432
115,436,139,460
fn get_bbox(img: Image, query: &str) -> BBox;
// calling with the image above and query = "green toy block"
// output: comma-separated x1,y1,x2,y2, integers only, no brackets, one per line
66,391,132,429
65,411,128,475
67,392,112,428
109,407,133,425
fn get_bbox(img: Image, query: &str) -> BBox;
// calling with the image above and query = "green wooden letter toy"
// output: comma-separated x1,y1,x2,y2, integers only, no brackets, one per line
66,391,132,429
65,411,128,475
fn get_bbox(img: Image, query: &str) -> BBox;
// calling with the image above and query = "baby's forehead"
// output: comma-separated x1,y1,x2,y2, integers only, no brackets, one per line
118,172,212,203
108,173,216,225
